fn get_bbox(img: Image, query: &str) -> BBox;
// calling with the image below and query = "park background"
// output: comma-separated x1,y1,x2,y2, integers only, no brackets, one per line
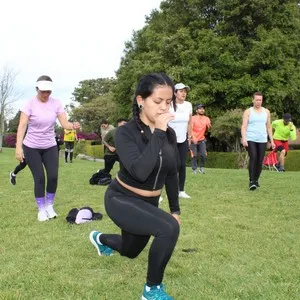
1,0,300,163
1,0,300,299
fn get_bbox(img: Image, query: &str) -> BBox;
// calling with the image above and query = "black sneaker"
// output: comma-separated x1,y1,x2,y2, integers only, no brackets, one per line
255,180,260,188
275,163,280,171
249,181,257,190
10,172,16,185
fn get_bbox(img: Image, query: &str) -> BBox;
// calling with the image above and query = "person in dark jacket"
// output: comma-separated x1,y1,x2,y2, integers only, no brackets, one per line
89,73,181,300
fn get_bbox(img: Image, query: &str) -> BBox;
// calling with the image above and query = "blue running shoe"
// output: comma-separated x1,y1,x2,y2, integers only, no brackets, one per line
141,283,173,300
89,231,113,256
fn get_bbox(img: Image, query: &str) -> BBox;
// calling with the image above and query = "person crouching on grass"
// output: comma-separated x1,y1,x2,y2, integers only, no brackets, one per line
89,73,181,300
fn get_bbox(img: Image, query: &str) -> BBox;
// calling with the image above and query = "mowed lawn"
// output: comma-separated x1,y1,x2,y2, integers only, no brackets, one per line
1,147,299,300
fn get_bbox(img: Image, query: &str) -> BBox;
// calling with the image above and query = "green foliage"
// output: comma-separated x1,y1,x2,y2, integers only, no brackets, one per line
73,141,86,157
85,144,104,159
211,109,244,152
112,0,300,124
205,152,240,169
8,110,20,133
70,92,119,133
187,150,300,171
276,150,300,171
73,140,104,159
72,78,116,104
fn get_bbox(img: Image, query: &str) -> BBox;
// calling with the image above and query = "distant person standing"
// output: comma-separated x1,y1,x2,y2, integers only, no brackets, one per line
15,75,80,221
241,92,275,190
169,83,192,199
102,118,127,174
190,104,211,174
64,125,77,163
272,113,296,172
100,119,115,142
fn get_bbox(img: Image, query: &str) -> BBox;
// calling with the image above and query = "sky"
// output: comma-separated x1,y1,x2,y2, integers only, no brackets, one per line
0,0,162,116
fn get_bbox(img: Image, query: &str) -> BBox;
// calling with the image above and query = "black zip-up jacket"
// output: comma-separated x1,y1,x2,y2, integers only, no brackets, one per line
115,119,180,214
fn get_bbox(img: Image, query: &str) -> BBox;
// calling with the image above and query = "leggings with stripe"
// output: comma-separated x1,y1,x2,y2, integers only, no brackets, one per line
23,145,59,197
100,180,180,286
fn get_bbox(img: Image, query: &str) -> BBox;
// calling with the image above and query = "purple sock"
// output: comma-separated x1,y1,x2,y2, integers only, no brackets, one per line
36,197,46,211
46,192,55,205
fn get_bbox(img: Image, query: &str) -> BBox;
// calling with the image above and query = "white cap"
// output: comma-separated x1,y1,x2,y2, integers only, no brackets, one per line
36,80,54,91
174,83,190,91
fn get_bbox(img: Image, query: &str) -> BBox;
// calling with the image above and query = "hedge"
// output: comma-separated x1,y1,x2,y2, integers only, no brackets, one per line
189,150,300,171
74,140,104,158
72,141,300,171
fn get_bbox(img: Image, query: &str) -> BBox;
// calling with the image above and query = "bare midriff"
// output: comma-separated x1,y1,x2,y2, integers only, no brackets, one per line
116,176,161,197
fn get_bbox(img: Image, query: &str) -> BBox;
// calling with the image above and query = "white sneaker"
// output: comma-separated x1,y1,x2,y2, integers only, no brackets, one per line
45,205,57,219
179,191,191,199
199,167,205,174
38,210,49,222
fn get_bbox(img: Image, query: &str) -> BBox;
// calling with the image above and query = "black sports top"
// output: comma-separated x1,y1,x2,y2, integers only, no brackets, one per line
115,119,180,214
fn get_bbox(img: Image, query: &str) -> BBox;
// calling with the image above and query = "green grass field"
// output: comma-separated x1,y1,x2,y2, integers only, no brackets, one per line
1,148,299,300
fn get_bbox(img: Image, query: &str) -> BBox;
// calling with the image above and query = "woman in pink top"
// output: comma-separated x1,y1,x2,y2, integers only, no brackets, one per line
15,75,80,222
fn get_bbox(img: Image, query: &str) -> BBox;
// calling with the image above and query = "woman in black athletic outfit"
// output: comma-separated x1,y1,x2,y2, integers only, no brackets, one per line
89,73,181,300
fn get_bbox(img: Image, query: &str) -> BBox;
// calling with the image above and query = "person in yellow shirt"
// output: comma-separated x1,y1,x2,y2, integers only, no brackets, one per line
190,104,211,174
64,124,78,163
272,113,297,172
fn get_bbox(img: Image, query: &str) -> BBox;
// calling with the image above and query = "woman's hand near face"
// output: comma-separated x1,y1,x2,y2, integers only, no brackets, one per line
155,112,175,131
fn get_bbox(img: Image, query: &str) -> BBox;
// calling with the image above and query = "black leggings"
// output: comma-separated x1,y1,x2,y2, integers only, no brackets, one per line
177,140,188,191
104,154,119,174
23,145,59,198
247,141,267,182
101,180,180,286
13,160,27,175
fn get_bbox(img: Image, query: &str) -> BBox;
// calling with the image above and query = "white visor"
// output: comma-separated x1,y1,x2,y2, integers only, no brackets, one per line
36,80,53,91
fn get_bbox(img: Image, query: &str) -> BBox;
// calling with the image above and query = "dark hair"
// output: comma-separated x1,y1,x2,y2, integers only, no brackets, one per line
252,91,263,98
133,72,176,144
100,119,109,125
117,118,128,124
36,75,52,82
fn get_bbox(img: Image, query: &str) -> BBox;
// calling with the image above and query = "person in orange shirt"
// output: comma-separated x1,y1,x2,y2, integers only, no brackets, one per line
190,104,211,174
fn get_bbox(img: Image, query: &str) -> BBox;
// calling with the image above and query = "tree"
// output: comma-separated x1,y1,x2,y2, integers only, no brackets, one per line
70,91,119,134
72,78,116,104
0,66,21,152
210,109,248,167
8,110,21,133
113,0,300,125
